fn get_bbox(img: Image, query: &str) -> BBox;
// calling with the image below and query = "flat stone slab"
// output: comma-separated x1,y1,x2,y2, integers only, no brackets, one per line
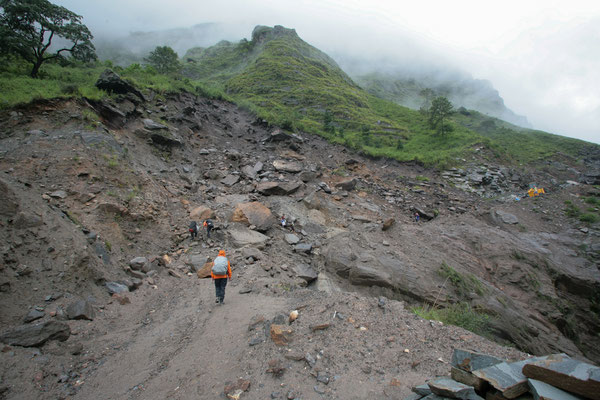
451,367,488,392
452,348,503,372
428,377,484,400
413,384,433,396
528,379,584,400
522,354,600,400
221,174,240,187
285,234,300,244
473,356,548,399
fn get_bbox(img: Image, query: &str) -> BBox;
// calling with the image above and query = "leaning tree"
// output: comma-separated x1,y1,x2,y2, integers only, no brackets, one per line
0,0,96,78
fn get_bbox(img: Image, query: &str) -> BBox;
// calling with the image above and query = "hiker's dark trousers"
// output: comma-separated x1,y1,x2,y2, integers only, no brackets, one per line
207,226,213,238
214,278,227,302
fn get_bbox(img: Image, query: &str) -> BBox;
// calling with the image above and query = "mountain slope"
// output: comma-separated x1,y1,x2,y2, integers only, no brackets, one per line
180,25,598,168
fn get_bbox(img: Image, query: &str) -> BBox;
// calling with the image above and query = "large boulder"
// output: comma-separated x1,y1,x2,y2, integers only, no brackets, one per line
95,69,145,101
256,181,302,196
0,321,70,347
228,225,270,248
231,202,275,232
320,233,438,301
190,206,215,221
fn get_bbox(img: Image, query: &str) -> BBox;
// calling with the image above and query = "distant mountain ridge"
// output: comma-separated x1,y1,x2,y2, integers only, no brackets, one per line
353,70,531,129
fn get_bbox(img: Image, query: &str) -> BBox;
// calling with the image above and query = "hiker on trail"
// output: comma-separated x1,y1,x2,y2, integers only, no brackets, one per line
211,250,231,305
280,215,287,228
203,219,214,239
189,221,199,240
414,212,420,223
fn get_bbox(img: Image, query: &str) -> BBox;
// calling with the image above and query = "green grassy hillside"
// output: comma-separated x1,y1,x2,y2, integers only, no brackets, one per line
1,24,597,168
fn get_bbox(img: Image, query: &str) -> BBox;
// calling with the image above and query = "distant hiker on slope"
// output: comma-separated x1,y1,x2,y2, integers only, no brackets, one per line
189,221,199,240
203,219,214,239
211,250,231,305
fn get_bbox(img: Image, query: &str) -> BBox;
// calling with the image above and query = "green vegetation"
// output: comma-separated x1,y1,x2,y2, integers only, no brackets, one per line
413,302,491,337
1,22,598,170
0,0,96,78
438,262,486,297
144,46,180,74
428,96,454,135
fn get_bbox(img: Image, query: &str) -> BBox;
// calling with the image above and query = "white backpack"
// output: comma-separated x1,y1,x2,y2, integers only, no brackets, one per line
212,256,228,275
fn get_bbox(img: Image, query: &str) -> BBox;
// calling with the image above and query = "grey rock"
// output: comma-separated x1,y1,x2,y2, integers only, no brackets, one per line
257,181,302,196
316,371,330,384
293,243,312,254
451,348,503,372
95,69,145,101
204,170,224,181
305,352,317,368
129,257,148,271
0,321,70,347
473,356,549,399
293,263,318,283
249,338,264,346
335,177,357,191
241,165,257,179
318,182,332,193
105,282,129,295
528,379,583,400
143,118,167,130
273,160,302,173
49,190,68,199
253,161,264,172
66,300,95,321
494,210,519,225
228,226,270,248
221,174,240,187
428,377,484,400
413,384,433,396
0,178,19,216
522,353,600,400
285,234,300,244
23,309,45,323
13,212,43,229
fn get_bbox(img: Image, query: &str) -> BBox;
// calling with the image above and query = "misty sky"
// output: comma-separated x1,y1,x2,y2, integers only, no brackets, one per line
54,0,599,144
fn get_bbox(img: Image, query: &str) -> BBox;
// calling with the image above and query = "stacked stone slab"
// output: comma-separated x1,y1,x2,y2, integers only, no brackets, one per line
407,349,599,400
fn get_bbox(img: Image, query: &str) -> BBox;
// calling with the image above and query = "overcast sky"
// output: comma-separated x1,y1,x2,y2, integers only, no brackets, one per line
55,0,600,144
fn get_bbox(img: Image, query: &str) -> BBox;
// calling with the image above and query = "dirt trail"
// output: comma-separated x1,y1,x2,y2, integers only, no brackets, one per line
73,275,290,400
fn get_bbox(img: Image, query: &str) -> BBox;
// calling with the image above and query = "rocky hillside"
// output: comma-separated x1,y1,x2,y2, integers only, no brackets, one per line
0,74,599,398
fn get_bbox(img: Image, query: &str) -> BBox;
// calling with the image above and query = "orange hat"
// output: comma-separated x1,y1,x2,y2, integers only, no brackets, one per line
218,250,226,256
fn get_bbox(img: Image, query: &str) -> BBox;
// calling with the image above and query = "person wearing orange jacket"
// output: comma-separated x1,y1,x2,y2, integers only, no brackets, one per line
211,250,231,305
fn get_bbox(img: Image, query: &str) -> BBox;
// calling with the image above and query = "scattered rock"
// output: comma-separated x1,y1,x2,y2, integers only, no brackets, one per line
0,321,70,347
273,160,302,173
23,309,45,323
105,282,129,295
382,218,395,231
224,378,251,400
292,264,317,283
66,300,95,321
270,324,293,346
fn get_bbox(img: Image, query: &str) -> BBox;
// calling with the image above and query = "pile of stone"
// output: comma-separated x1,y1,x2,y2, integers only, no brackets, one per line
408,349,599,400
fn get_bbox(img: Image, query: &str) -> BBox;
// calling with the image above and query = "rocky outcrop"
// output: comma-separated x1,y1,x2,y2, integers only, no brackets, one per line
95,69,145,101
0,321,70,347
